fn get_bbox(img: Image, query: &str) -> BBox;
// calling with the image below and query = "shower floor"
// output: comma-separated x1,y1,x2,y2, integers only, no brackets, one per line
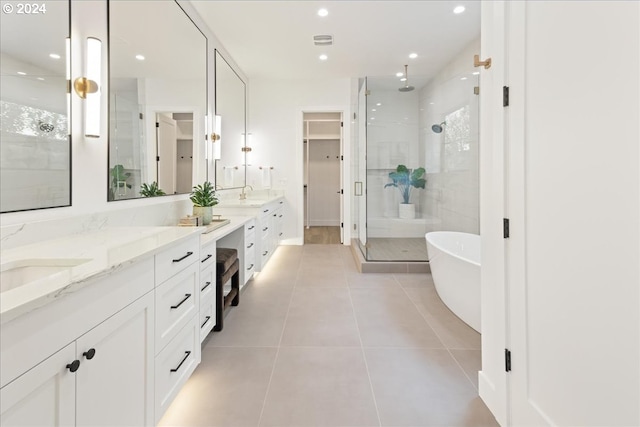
362,237,428,261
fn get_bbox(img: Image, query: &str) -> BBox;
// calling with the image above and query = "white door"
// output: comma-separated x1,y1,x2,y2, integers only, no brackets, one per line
308,140,341,227
76,293,155,427
0,343,75,427
505,2,640,426
157,113,177,194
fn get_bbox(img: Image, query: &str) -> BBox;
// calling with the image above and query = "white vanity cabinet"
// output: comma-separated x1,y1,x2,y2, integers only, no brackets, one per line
0,258,156,427
257,199,285,269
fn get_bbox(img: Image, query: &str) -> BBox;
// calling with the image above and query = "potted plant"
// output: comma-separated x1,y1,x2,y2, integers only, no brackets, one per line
190,181,218,225
140,182,166,197
384,164,426,219
109,164,131,200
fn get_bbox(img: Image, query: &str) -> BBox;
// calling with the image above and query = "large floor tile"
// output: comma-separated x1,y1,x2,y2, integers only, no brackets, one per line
280,287,361,347
296,265,348,287
350,287,444,348
394,272,435,288
259,347,379,426
158,347,278,427
364,347,498,427
451,349,482,390
404,287,481,349
346,272,400,288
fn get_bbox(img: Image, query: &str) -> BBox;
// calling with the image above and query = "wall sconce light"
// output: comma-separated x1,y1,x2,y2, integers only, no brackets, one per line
211,114,221,160
73,37,102,138
241,132,252,152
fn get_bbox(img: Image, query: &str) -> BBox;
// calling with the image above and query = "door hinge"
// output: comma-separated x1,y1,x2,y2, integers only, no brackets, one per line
503,86,509,107
341,222,343,228
505,349,512,372
139,113,144,120
353,224,357,230
341,121,343,127
156,122,160,128
353,113,356,120
340,189,343,194
156,156,160,162
341,155,344,161
474,86,480,95
503,218,510,238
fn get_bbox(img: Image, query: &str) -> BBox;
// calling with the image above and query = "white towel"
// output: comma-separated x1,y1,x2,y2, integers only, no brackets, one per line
261,168,271,188
224,167,233,187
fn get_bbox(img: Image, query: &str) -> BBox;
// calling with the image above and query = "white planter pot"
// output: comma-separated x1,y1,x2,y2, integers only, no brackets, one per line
399,203,415,219
193,206,213,225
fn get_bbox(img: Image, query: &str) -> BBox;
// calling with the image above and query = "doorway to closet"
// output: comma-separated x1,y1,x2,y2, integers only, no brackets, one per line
303,112,343,244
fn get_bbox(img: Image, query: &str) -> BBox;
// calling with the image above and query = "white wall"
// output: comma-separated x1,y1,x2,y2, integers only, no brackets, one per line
249,78,351,245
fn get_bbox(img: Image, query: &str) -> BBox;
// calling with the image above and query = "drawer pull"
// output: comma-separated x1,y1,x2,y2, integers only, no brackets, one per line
263,227,268,231
170,294,192,309
263,209,269,213
279,214,283,218
247,264,254,271
201,254,213,263
201,316,211,328
247,242,254,249
201,281,211,292
172,251,193,263
66,360,80,373
170,351,191,373
279,201,283,204
83,348,96,360
248,225,255,230
279,232,283,236
263,251,268,256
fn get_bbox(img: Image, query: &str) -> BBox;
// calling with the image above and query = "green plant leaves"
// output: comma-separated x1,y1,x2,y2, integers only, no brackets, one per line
190,181,218,207
140,181,166,197
386,164,427,204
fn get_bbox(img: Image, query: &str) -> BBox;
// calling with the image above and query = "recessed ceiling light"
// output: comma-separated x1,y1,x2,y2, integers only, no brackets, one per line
17,71,26,75
370,117,375,120
372,109,377,112
395,72,403,77
319,54,328,61
317,8,328,17
135,54,145,60
429,102,435,105
49,53,61,59
454,5,466,14
409,53,418,59
461,77,468,80
472,71,480,75
400,78,407,82
376,103,382,106
37,77,45,81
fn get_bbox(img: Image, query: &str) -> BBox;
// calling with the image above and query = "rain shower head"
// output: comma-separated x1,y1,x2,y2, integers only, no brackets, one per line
399,65,415,92
432,122,446,133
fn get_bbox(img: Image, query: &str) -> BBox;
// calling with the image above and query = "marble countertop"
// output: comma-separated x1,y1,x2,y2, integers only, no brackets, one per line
214,194,283,208
0,226,203,324
201,215,254,246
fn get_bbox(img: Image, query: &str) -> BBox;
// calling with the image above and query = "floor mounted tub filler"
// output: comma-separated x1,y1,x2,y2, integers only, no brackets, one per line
425,231,481,332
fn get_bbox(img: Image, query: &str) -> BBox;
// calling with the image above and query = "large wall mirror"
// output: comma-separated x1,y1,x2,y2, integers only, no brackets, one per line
108,0,207,201
0,1,70,213
215,50,246,189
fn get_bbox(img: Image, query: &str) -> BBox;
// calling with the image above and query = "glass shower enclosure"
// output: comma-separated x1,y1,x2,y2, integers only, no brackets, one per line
353,61,480,262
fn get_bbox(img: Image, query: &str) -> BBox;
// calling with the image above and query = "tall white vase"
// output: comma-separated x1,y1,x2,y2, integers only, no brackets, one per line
399,203,415,219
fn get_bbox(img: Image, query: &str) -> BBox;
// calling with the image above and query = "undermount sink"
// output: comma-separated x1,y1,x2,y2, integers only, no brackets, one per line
0,258,91,293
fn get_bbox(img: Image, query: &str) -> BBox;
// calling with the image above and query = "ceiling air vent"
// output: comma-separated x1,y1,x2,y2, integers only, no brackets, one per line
313,35,333,46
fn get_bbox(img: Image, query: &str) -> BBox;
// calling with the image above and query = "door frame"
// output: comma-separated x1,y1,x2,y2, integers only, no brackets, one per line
297,106,350,245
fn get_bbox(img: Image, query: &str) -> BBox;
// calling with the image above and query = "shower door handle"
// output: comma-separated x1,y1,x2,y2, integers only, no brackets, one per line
354,181,363,196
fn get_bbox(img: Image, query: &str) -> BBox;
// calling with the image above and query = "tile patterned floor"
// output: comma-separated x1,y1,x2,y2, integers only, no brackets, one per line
159,244,498,427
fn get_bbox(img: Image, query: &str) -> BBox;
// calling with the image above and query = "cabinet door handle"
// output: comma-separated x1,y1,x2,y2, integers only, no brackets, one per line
247,264,254,271
66,360,80,373
247,242,254,248
263,227,268,231
201,254,213,263
279,215,283,218
170,294,192,309
201,316,211,328
170,351,191,373
263,251,268,256
248,225,255,230
83,348,96,360
172,251,193,263
279,201,283,204
201,281,211,292
263,209,269,213
279,233,283,236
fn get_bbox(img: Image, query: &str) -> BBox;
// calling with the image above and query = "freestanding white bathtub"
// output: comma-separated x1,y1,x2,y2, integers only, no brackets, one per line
425,231,481,333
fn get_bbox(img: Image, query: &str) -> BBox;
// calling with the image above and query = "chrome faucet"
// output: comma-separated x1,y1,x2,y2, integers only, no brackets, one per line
239,185,254,200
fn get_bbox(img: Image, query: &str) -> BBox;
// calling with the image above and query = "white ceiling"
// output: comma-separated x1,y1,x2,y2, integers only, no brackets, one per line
191,0,480,86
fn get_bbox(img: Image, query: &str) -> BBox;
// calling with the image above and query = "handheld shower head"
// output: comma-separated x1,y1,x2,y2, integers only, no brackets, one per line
431,122,446,133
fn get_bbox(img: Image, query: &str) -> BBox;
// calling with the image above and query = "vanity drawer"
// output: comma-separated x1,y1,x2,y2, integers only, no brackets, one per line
155,236,199,285
245,230,256,252
200,240,216,272
244,219,256,237
155,263,199,355
199,265,215,302
245,247,256,281
199,297,215,343
155,317,199,423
